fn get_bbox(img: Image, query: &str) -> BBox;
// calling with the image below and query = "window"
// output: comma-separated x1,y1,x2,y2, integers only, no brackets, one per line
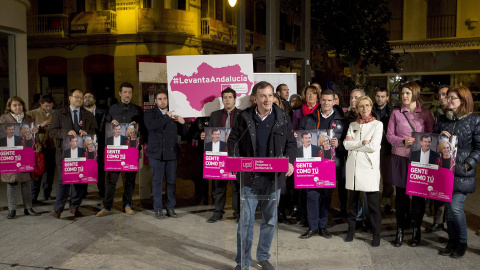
427,0,456,38
215,0,223,21
386,0,403,40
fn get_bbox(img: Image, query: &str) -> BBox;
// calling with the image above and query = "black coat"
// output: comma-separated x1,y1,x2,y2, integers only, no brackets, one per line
227,104,297,190
0,135,23,147
63,147,86,158
205,141,227,152
144,108,186,161
299,107,349,158
209,107,241,127
106,135,128,146
374,102,393,155
296,144,321,158
49,106,97,165
434,113,480,193
409,149,440,164
102,102,144,141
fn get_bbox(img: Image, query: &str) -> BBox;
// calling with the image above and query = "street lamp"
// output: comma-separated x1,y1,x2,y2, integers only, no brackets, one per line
228,0,237,7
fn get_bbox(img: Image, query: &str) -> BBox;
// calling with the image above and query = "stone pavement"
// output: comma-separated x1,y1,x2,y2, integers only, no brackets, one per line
1,175,480,270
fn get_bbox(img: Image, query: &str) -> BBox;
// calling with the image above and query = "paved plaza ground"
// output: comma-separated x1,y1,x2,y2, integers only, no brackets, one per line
1,168,480,270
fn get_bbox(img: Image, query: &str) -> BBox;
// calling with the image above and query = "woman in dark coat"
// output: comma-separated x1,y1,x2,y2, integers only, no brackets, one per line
435,85,480,258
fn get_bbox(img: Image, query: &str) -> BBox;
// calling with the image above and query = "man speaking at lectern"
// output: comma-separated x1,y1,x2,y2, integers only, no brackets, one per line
228,81,296,270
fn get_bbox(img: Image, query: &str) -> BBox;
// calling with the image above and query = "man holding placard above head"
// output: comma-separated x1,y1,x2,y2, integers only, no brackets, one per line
49,89,97,219
202,87,241,223
144,88,186,219
298,89,348,239
228,81,296,270
97,82,143,217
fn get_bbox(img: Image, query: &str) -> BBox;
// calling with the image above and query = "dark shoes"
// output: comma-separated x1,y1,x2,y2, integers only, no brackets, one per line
24,208,39,216
439,240,460,256
278,212,291,224
257,260,274,270
451,243,467,258
345,228,355,242
207,215,222,223
51,209,61,219
7,210,16,219
318,228,332,239
299,229,318,239
393,228,404,247
69,209,83,217
384,204,393,215
166,209,178,218
372,235,381,247
426,223,444,233
410,227,421,247
155,211,166,219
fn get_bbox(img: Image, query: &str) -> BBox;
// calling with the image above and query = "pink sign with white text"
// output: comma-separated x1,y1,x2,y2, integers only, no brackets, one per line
0,147,35,173
294,158,336,188
62,158,98,184
203,152,237,180
225,157,289,173
104,147,139,171
406,162,454,202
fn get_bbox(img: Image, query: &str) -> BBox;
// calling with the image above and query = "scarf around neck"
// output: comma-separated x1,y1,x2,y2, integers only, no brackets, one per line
357,113,376,124
11,112,24,123
302,103,318,116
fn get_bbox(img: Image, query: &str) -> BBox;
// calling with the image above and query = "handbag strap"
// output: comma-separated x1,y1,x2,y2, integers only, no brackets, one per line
402,111,416,132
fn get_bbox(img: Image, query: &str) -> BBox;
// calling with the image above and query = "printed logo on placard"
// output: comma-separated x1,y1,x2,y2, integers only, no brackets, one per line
121,161,125,166
314,177,324,187
220,169,224,174
79,174,84,178
241,159,254,171
16,163,21,167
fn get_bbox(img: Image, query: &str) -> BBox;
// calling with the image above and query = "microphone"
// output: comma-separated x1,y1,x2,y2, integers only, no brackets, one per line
232,124,250,157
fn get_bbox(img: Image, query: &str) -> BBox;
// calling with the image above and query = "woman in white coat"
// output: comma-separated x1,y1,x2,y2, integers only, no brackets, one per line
343,96,383,246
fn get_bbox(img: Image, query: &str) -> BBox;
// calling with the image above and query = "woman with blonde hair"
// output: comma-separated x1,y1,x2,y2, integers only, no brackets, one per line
126,126,140,148
317,134,335,160
20,125,35,148
436,140,455,171
83,138,97,160
0,96,39,219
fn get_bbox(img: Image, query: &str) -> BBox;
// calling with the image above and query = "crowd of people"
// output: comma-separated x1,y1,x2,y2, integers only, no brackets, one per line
0,80,479,270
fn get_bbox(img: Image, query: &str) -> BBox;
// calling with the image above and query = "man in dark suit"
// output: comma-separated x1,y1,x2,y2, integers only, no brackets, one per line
105,124,128,146
49,88,97,218
0,124,23,146
296,132,321,158
204,129,227,152
203,87,241,223
63,136,86,158
84,92,106,198
410,134,440,165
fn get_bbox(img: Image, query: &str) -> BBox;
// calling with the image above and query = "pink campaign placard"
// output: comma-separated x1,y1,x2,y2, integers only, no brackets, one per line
406,163,454,202
0,147,35,173
294,158,336,188
203,152,237,180
104,147,139,171
62,159,98,184
226,157,289,173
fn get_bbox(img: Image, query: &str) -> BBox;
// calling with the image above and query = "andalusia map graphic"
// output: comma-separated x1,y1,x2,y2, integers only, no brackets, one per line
169,62,253,111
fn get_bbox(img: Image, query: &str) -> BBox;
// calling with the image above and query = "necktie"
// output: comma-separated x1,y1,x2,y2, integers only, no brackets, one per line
73,110,80,133
225,111,231,128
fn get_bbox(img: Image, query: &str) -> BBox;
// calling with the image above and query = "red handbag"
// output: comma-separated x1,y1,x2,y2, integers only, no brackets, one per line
30,144,46,181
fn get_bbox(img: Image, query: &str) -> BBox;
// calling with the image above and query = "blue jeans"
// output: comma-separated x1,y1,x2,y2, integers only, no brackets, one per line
446,192,468,244
306,188,332,230
150,158,177,211
236,176,279,269
53,165,86,212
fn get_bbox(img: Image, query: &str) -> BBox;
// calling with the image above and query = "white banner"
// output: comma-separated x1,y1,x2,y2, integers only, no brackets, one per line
167,54,254,117
254,73,297,100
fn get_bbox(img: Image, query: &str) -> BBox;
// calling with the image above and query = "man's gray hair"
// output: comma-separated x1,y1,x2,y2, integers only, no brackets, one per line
351,88,365,97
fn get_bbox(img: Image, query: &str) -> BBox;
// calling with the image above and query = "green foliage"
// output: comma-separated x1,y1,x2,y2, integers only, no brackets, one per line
312,0,401,75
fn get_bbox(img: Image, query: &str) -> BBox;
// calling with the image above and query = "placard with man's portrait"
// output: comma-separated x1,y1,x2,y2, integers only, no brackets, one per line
294,129,336,189
203,127,235,180
104,123,139,171
62,135,98,184
0,123,35,173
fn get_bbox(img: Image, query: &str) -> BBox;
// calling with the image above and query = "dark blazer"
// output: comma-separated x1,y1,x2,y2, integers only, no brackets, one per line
102,102,144,137
209,107,241,128
409,149,440,164
0,135,23,147
49,106,97,165
144,108,186,161
227,104,297,190
63,147,86,158
106,135,128,146
374,102,393,155
205,140,227,152
296,144,321,158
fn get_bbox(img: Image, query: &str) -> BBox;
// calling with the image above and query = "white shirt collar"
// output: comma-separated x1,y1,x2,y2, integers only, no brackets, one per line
7,136,14,147
303,144,312,158
255,106,272,121
321,109,335,119
114,135,121,146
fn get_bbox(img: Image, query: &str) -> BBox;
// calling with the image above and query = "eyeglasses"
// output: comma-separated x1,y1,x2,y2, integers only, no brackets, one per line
447,96,459,101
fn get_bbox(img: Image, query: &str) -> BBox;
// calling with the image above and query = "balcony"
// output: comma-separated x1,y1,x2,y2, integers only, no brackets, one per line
70,10,117,35
138,8,196,35
28,14,69,37
427,14,456,39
